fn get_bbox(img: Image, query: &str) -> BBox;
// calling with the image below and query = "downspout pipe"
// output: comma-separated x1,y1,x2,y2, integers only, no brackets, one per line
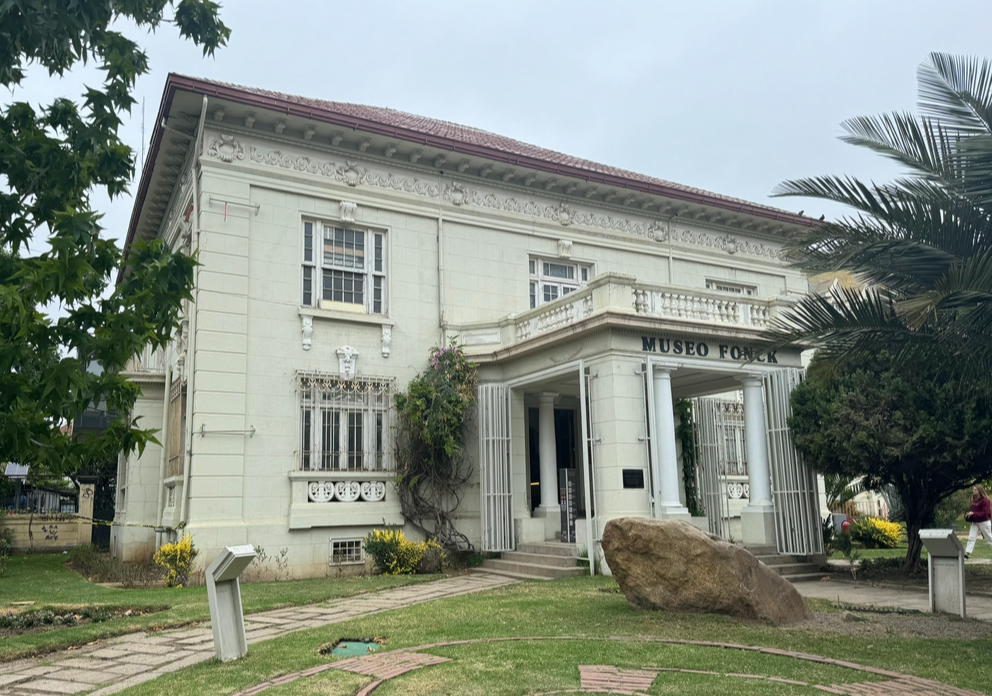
179,95,208,528
154,366,172,547
437,207,445,344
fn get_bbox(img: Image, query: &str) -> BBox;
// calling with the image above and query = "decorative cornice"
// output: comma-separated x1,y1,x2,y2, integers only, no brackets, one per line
230,139,782,259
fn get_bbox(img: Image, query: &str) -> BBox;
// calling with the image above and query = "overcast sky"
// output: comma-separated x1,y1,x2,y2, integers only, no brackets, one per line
12,0,992,251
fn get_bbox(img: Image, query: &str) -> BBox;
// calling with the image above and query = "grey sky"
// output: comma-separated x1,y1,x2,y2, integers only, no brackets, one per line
12,0,992,251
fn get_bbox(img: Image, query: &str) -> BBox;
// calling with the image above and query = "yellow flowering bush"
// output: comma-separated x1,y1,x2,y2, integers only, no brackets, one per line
850,517,903,549
363,529,446,575
153,533,199,587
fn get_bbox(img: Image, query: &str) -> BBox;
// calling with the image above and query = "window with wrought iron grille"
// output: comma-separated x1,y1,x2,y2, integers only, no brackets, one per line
330,538,365,565
528,257,591,309
302,220,386,313
298,372,393,472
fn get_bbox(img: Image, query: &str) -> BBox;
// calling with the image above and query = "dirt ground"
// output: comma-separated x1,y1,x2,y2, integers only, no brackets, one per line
793,608,992,640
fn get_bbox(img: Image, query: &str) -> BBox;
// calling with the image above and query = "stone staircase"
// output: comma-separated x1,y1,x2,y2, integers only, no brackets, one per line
472,542,825,583
746,545,827,583
472,541,587,581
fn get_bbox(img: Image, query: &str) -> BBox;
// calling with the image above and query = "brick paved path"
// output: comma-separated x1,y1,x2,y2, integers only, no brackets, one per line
0,574,516,696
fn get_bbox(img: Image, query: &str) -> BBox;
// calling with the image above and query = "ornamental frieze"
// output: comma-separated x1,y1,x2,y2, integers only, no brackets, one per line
215,139,783,259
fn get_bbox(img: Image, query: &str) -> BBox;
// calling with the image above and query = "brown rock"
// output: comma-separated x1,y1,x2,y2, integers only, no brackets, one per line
601,517,812,625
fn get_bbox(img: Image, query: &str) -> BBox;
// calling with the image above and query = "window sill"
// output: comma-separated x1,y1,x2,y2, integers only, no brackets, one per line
299,307,394,327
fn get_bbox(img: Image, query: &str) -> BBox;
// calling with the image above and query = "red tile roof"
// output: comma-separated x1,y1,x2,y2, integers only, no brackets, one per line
122,74,812,278
176,75,810,223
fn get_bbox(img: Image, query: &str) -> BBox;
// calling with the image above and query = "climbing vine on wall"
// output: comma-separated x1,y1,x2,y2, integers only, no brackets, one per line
393,341,478,552
675,399,703,516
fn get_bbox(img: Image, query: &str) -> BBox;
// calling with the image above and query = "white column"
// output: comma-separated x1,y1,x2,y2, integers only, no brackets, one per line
652,368,689,517
738,374,776,545
536,392,560,515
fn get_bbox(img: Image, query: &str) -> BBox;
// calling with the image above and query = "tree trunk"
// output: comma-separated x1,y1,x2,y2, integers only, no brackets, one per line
903,525,924,575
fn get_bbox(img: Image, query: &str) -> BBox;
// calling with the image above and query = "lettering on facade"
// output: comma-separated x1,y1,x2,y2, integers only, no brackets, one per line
641,336,778,363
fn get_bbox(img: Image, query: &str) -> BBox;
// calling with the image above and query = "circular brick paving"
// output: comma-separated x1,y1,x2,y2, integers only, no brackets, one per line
231,636,986,696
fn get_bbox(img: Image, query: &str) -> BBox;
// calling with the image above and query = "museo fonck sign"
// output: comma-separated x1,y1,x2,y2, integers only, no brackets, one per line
641,336,779,363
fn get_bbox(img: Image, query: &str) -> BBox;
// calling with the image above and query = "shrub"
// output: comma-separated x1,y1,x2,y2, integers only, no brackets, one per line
363,529,446,575
851,517,903,549
0,521,13,577
933,488,972,530
860,556,903,578
821,516,835,554
153,533,199,587
417,540,447,574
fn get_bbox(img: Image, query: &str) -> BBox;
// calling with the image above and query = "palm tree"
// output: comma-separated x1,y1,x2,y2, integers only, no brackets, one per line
765,53,992,383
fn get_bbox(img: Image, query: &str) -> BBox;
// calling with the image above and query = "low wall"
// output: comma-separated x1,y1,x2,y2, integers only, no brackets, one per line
1,513,91,552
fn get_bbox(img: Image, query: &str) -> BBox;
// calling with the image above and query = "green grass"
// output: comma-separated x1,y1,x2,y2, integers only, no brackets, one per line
830,532,992,561
0,554,434,662
111,577,992,696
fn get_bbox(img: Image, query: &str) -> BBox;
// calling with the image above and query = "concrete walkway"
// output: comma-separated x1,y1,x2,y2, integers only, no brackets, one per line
0,573,517,696
795,577,992,619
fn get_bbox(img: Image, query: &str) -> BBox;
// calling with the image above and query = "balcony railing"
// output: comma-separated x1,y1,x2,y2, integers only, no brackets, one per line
124,344,166,374
451,273,796,353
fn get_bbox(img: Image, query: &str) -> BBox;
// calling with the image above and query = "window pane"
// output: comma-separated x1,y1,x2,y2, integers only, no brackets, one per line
529,281,536,309
374,233,383,273
324,227,366,269
304,222,313,263
375,413,384,470
543,262,574,279
562,286,573,296
323,269,365,304
301,408,311,471
373,276,383,314
581,267,588,282
303,266,313,306
529,259,535,275
543,285,559,303
320,410,334,471
348,412,363,470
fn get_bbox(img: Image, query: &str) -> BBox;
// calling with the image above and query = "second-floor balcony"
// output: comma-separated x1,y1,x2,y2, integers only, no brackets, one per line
450,273,798,355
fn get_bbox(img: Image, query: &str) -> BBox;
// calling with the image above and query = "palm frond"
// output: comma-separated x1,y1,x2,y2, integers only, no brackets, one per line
919,53,992,134
840,112,963,183
898,249,992,329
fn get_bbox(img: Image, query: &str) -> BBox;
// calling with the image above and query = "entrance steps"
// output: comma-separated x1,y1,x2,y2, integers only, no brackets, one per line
747,546,825,583
472,542,824,583
471,541,586,581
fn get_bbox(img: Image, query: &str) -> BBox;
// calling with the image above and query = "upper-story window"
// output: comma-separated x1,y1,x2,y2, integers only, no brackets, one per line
302,220,386,313
529,257,592,309
705,279,755,297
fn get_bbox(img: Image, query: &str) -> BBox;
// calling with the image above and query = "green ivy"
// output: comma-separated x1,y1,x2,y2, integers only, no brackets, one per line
393,341,478,550
675,400,702,516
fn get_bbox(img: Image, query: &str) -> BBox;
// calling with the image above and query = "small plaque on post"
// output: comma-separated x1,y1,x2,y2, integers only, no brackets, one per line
919,529,965,618
206,545,257,662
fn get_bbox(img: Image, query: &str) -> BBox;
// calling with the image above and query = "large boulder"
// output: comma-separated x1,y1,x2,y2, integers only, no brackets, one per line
601,517,811,625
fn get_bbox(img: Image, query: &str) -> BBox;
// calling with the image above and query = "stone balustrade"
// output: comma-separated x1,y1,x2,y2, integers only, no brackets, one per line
451,274,795,353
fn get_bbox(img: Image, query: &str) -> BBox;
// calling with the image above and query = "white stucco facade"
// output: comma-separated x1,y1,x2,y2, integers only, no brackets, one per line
113,75,822,577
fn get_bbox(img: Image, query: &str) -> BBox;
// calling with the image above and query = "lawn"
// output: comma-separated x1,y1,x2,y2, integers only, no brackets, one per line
111,576,992,696
0,554,434,662
826,531,992,591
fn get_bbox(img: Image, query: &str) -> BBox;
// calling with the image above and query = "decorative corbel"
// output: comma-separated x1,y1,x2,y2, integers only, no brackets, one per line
336,346,358,380
381,327,392,358
340,201,357,223
302,316,313,351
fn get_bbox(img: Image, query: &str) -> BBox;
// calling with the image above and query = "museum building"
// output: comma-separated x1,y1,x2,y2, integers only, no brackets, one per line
113,74,824,577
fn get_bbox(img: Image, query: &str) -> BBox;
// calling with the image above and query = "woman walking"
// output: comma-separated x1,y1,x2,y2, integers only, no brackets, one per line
965,484,992,559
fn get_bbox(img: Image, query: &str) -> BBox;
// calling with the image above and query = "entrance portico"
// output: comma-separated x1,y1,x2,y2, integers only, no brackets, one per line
464,274,823,566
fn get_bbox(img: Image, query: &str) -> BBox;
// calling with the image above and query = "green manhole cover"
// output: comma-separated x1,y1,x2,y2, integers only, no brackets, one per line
331,639,380,657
